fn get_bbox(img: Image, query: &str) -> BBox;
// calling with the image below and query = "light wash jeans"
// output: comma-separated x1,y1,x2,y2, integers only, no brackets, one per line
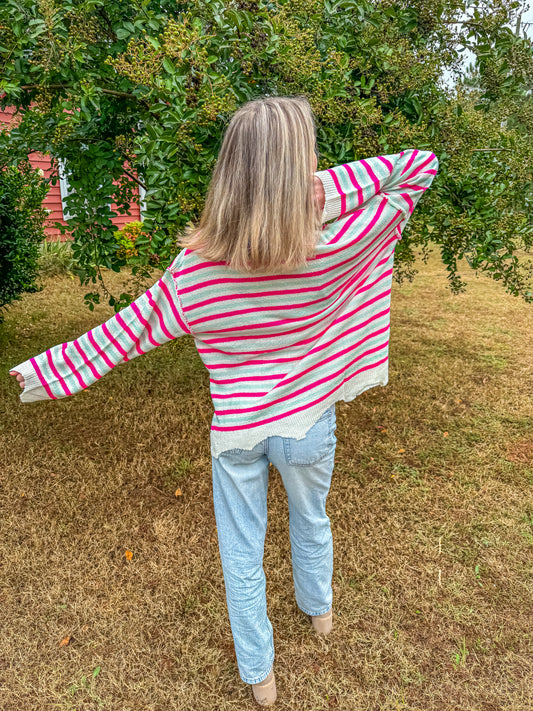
211,405,337,685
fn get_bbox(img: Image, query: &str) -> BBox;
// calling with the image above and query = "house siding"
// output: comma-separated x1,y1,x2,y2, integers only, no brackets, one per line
1,105,142,240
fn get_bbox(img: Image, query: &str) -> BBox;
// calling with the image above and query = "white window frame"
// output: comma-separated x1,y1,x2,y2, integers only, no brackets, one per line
58,158,74,221
138,181,147,218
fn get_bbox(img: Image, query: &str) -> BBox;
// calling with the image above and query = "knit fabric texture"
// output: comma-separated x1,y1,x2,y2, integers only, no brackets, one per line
11,149,439,457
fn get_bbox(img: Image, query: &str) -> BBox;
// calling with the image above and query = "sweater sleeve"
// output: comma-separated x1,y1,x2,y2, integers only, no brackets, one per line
9,266,190,403
316,149,439,225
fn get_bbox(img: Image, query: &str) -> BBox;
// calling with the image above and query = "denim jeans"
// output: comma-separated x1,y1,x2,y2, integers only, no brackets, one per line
211,405,337,685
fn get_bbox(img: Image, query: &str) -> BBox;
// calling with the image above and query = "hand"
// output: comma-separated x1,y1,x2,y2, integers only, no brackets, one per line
313,175,325,213
9,371,25,389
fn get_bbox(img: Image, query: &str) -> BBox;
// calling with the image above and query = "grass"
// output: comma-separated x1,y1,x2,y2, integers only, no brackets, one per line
1,247,532,710
37,239,76,278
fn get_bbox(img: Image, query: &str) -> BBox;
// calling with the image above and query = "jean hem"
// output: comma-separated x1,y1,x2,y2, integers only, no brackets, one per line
298,603,332,617
241,657,275,686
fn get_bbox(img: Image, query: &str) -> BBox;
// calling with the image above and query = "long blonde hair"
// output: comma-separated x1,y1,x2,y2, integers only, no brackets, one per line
178,96,321,273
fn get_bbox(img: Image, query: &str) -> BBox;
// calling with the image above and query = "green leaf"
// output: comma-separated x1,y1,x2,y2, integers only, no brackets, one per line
162,57,175,74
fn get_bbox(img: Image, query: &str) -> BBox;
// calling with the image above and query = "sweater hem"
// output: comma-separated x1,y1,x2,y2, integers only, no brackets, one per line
210,365,389,458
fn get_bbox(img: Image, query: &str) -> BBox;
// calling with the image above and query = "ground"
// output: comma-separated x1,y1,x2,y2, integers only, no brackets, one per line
0,247,532,710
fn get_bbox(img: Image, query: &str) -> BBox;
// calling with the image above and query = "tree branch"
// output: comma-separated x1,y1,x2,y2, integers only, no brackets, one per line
122,167,148,191
20,84,147,102
472,148,512,151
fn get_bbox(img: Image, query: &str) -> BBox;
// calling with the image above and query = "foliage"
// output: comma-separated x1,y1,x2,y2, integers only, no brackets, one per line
1,0,532,308
0,162,48,319
114,220,161,267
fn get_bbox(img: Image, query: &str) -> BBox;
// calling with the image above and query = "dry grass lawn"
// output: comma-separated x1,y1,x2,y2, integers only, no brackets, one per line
0,248,532,710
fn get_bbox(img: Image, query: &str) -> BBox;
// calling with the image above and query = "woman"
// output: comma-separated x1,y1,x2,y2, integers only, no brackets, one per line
10,96,438,706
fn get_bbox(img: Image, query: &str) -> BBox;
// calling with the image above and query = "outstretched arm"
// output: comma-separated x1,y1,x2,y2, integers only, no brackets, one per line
315,149,439,225
9,265,190,403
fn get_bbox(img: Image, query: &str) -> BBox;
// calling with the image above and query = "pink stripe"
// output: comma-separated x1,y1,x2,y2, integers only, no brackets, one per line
399,192,414,214
401,149,418,176
62,343,87,390
199,241,396,344
327,168,346,214
343,164,363,205
73,340,101,382
210,374,285,385
46,349,71,397
116,313,145,357
30,357,56,399
159,277,190,334
213,333,389,416
207,356,302,370
88,329,115,370
146,288,176,341
211,353,389,430
328,210,362,245
397,183,427,192
330,196,389,245
211,391,268,399
403,154,435,182
313,205,400,261
359,159,381,194
102,323,129,362
377,155,394,173
173,258,226,278
131,301,162,349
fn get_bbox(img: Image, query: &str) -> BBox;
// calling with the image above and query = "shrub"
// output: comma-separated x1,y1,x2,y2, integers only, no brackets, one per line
114,221,145,260
0,163,48,320
114,221,162,267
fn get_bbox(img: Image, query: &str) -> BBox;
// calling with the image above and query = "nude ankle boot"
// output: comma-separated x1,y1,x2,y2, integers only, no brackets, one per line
311,608,333,635
252,668,277,706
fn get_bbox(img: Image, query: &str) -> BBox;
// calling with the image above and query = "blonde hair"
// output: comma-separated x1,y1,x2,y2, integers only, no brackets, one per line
178,96,321,273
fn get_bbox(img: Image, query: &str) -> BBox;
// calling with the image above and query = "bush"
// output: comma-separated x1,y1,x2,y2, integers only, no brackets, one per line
0,163,48,320
114,221,162,267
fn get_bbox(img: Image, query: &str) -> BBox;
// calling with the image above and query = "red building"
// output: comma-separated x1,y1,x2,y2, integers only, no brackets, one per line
0,106,142,239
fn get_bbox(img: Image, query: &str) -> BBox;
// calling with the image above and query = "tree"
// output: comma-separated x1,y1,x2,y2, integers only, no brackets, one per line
1,0,532,309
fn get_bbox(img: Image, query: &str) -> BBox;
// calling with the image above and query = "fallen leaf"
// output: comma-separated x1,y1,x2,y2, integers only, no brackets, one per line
125,550,133,561
398,448,405,453
443,432,449,437
59,636,71,647
175,488,182,497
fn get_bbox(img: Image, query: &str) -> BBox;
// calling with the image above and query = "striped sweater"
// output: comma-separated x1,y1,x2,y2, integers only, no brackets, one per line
11,149,439,457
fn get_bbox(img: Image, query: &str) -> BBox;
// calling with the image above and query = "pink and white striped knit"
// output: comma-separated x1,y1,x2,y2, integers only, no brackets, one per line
11,149,439,457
